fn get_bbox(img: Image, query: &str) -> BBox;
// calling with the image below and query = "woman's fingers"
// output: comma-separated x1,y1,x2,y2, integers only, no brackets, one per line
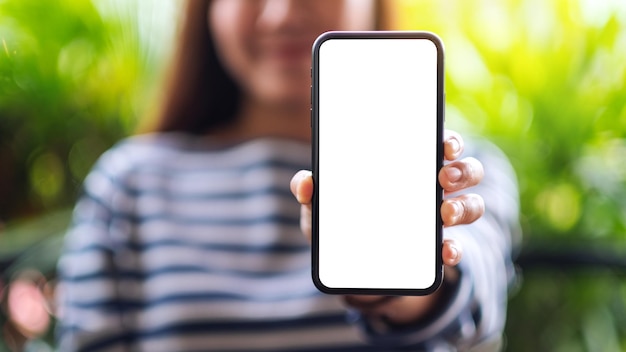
442,239,462,266
290,170,313,204
290,170,313,240
441,194,485,227
300,202,312,242
439,157,484,194
444,130,464,161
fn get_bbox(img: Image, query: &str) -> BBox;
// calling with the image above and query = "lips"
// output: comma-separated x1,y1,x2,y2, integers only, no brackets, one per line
275,44,310,60
261,38,315,67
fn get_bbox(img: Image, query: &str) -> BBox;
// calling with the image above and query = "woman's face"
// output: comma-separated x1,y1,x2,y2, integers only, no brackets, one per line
209,0,376,108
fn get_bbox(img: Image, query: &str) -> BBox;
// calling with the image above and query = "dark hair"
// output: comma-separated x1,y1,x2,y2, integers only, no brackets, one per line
149,0,396,135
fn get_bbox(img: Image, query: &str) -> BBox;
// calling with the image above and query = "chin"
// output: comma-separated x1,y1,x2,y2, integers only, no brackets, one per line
262,87,310,109
278,96,310,111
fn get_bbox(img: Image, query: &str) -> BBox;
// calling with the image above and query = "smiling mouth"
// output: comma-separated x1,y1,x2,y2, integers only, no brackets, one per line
260,36,315,65
268,44,311,63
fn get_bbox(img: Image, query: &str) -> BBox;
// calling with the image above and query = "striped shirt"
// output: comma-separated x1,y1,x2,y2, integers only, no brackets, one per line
56,133,519,351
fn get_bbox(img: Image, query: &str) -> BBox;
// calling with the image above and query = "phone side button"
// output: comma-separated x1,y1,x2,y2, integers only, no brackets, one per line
443,92,446,122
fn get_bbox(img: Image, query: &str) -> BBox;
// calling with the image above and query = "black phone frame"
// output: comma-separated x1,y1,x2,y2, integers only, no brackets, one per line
311,31,445,296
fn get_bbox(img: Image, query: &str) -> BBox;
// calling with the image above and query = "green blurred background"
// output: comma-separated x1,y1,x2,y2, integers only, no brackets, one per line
0,0,625,350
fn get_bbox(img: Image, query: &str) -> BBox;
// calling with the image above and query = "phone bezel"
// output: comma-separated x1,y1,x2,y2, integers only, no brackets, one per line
311,31,445,296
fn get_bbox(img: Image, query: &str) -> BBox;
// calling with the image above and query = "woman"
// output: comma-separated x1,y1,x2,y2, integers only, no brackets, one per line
56,0,519,351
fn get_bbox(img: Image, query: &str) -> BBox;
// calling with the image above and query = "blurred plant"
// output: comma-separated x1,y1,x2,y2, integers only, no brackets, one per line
0,0,177,349
0,0,173,221
398,0,626,350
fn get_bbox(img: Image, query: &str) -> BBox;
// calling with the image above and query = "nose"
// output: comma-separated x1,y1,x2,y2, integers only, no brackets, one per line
257,0,307,31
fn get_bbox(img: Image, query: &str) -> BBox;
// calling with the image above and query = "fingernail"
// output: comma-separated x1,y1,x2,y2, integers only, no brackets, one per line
449,138,460,155
445,167,462,183
450,201,462,223
446,244,459,266
449,245,458,261
297,170,311,186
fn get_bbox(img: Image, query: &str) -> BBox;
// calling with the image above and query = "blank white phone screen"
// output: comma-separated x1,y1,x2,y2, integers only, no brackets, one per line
317,38,439,290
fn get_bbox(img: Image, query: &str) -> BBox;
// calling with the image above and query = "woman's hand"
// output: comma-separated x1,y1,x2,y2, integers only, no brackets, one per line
289,130,485,324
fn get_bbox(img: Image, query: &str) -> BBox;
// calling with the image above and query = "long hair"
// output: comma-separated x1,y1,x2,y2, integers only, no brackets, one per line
149,0,397,135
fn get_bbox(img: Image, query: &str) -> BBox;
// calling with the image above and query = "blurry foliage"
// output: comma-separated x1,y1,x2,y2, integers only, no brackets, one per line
0,0,175,349
0,0,169,221
399,0,626,240
398,0,626,350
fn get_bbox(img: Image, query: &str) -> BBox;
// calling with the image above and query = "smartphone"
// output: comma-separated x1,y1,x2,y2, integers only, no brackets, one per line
311,31,444,296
